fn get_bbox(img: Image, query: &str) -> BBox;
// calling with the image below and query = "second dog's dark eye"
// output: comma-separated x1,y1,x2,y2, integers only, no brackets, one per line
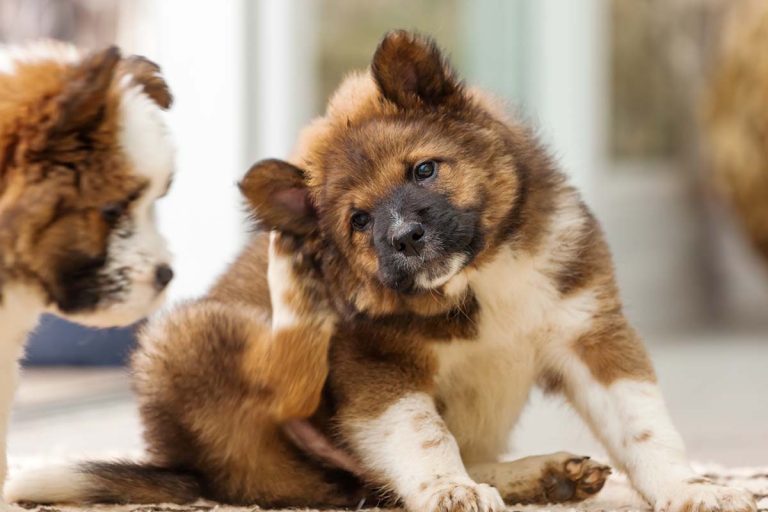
101,203,125,224
413,160,437,181
351,211,371,231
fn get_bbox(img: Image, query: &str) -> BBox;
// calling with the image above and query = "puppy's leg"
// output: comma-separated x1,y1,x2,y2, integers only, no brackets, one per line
344,391,504,512
0,343,22,510
468,452,610,505
547,317,756,512
245,231,336,420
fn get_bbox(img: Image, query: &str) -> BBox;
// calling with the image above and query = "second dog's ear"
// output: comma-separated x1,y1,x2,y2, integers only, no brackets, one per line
371,30,464,110
117,55,173,109
239,159,317,236
50,46,121,138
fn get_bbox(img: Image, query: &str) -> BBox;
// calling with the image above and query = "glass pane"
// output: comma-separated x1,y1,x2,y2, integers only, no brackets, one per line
610,0,685,162
316,0,461,112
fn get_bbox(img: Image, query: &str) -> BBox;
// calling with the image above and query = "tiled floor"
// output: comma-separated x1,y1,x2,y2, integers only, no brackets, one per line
8,333,768,466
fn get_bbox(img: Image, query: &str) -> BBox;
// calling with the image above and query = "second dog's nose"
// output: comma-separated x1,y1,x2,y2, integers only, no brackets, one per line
154,264,174,290
392,223,425,257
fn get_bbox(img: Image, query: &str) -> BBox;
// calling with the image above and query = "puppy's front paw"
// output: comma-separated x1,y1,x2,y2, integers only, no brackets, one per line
539,453,611,503
411,477,505,512
656,480,756,512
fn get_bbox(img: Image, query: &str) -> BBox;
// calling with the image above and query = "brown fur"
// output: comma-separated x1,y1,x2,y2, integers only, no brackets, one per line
0,44,170,309
705,0,768,266
571,310,656,385
0,41,176,508
468,453,611,505
21,32,655,509
116,55,173,110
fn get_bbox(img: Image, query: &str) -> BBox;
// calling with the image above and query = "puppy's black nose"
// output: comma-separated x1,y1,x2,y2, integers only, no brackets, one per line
154,264,174,290
392,223,425,257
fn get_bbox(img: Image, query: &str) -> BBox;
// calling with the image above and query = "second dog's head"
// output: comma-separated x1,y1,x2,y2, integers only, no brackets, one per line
242,31,535,317
0,42,175,326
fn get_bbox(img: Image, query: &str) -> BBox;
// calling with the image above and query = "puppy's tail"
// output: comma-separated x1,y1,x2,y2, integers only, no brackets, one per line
5,460,201,505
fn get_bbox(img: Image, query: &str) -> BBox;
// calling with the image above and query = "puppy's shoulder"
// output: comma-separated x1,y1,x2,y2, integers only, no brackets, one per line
207,232,270,310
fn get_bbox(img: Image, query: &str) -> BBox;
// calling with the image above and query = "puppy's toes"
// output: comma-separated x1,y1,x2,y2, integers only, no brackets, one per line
541,453,611,503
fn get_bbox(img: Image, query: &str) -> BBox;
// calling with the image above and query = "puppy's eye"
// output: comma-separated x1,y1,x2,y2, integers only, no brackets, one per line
101,203,125,224
413,160,438,181
351,211,371,231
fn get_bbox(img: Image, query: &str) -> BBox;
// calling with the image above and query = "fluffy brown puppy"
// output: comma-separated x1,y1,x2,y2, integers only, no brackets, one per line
0,41,175,510
9,33,756,512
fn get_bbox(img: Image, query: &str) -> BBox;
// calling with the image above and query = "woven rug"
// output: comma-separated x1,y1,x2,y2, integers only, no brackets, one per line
6,462,766,512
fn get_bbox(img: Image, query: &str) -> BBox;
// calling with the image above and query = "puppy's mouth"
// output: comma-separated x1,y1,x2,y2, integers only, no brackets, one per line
379,252,470,295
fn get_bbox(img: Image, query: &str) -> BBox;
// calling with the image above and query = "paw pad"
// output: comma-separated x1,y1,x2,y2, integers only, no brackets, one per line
541,454,612,503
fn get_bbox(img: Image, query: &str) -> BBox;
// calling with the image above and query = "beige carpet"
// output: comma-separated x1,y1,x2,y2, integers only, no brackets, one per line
7,463,767,512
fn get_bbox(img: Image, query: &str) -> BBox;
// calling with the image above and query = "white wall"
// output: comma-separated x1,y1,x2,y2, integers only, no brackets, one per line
118,0,248,302
117,0,318,304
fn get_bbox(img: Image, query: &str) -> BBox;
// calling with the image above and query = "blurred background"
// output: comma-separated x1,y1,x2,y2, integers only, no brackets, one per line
2,0,766,468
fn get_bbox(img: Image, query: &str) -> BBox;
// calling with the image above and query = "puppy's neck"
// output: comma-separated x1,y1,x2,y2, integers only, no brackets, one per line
0,282,45,349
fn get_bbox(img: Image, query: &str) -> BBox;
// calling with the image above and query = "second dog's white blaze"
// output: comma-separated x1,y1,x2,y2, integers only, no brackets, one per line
349,392,504,511
267,232,299,331
61,78,176,328
118,81,174,193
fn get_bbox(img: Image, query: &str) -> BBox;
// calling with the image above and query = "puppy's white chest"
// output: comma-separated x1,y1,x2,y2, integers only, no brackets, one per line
432,248,596,463
432,252,553,463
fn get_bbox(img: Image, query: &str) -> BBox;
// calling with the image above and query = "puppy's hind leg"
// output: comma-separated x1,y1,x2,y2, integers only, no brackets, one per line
468,452,610,505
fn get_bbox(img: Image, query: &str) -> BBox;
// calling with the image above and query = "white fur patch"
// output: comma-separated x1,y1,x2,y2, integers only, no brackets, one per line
416,254,467,290
556,363,756,510
0,40,79,75
0,285,44,503
267,232,299,331
4,463,90,504
349,393,503,511
433,243,598,464
53,77,177,328
118,83,175,196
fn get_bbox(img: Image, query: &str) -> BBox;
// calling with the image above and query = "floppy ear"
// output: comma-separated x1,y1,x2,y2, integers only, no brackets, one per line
371,30,464,109
117,55,173,109
239,159,317,236
48,46,121,139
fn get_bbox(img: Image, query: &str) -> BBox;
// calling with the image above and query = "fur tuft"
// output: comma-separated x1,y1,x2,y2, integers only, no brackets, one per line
5,463,91,504
5,461,200,505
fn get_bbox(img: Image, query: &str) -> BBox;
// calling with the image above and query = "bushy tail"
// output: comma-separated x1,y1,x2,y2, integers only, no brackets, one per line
5,460,201,505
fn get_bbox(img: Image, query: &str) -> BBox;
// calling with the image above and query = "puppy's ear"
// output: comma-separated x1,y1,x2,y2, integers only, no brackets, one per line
117,55,173,109
371,30,463,109
49,46,121,139
239,159,317,236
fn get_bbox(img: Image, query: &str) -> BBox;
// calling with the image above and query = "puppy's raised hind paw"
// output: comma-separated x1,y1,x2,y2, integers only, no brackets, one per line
540,453,612,503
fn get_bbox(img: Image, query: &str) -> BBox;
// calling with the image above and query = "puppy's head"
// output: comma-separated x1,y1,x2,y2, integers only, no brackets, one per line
281,31,528,316
0,43,175,326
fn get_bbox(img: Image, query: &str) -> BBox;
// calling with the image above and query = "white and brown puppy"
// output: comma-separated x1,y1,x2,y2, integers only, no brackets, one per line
8,33,756,512
0,41,174,508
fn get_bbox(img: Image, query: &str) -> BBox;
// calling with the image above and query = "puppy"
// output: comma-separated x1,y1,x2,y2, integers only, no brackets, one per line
0,41,175,508
8,33,756,512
